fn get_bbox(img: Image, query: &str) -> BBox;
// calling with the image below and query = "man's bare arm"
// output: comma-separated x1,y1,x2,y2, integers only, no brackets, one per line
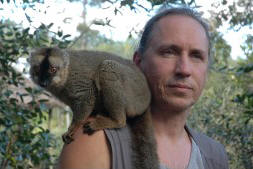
56,127,111,169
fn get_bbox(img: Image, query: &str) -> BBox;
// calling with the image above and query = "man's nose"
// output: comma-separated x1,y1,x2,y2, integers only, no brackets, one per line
175,54,191,77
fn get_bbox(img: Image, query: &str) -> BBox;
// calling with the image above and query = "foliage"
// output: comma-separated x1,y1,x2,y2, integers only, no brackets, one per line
87,0,197,10
189,68,253,169
0,20,55,168
0,1,72,168
210,31,232,68
231,35,253,169
211,0,253,29
73,22,136,58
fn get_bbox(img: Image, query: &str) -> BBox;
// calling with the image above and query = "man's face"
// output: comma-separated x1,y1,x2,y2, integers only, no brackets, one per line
136,15,209,113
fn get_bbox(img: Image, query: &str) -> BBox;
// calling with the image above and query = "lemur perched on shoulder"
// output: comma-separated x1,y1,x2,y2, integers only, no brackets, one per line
29,47,159,169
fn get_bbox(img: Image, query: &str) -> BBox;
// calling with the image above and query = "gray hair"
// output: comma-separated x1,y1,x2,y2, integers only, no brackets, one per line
137,7,211,63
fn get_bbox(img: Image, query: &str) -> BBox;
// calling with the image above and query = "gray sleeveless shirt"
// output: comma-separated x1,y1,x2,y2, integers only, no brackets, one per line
104,126,133,169
104,125,229,169
159,138,204,169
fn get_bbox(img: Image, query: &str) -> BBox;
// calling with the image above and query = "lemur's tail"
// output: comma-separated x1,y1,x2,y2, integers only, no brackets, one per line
128,107,159,169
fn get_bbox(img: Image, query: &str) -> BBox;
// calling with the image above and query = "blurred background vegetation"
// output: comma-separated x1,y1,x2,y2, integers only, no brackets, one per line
0,0,252,168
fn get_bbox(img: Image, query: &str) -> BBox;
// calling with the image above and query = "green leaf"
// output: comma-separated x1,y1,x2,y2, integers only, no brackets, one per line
35,30,41,43
25,87,32,93
40,35,49,42
9,98,18,103
4,89,13,97
6,31,13,36
39,23,47,30
57,30,63,37
47,23,53,29
62,34,71,39
25,13,32,23
23,28,30,34
38,99,48,103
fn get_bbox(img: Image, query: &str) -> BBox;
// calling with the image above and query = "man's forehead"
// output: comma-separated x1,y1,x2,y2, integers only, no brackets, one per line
155,14,205,32
149,15,208,48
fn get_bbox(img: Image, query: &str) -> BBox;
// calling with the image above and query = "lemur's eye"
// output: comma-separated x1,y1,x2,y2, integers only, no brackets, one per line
49,65,57,74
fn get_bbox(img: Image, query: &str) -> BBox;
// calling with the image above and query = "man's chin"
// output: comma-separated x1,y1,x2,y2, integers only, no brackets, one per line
161,97,194,113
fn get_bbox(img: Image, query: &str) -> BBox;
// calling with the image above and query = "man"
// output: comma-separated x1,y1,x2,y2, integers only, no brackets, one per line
57,7,229,169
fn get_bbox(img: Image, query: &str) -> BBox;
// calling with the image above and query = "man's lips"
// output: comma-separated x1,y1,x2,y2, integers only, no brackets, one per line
167,83,193,90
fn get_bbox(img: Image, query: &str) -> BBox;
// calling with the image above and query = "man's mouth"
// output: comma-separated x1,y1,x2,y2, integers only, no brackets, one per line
167,83,193,90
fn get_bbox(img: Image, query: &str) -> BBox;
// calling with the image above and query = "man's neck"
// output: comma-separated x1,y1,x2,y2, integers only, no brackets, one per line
151,105,190,142
151,105,192,169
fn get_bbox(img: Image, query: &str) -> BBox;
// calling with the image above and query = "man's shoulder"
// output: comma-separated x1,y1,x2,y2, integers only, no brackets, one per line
191,128,224,149
56,128,111,169
186,126,229,169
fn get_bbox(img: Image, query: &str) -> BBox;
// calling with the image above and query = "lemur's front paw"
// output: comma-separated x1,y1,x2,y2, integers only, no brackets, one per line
83,122,95,135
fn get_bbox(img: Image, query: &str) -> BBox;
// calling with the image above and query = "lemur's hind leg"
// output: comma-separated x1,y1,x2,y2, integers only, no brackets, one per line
83,60,127,133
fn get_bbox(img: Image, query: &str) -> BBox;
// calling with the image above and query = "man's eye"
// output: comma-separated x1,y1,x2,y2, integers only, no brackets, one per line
191,52,204,61
160,49,175,56
193,54,202,59
165,49,174,54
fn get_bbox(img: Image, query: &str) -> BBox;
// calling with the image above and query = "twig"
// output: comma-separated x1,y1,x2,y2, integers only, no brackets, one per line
0,135,17,169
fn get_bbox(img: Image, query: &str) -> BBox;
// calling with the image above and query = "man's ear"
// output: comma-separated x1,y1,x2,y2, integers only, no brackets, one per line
133,51,142,68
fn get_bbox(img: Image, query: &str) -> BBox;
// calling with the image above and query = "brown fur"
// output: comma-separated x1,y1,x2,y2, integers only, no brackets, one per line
30,47,160,169
128,108,160,169
29,47,151,143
